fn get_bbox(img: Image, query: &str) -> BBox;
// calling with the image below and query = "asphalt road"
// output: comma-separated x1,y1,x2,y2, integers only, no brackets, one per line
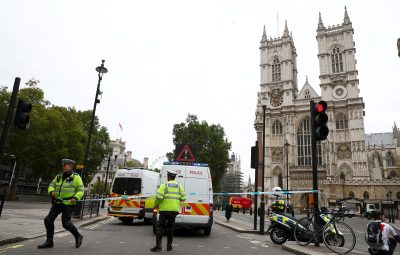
0,217,293,255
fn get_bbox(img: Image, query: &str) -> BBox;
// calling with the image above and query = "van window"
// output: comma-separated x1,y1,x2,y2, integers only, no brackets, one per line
112,178,141,195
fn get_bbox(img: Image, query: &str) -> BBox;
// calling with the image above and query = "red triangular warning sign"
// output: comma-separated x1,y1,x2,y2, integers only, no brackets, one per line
176,144,196,162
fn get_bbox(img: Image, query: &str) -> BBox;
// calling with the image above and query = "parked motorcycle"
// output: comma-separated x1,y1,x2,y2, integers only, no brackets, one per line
267,200,312,245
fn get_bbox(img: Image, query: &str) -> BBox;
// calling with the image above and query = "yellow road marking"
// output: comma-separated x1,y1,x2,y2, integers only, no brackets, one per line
0,244,24,253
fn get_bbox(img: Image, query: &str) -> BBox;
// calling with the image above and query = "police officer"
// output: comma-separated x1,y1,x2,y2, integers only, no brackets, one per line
151,170,186,252
38,159,84,249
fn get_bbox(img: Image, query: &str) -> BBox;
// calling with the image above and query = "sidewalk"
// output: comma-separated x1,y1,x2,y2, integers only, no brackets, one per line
0,201,108,246
213,211,368,255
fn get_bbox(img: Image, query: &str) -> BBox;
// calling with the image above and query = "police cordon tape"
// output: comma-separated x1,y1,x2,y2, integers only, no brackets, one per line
72,189,320,203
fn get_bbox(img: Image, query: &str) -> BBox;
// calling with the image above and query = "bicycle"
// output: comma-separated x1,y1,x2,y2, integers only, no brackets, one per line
293,204,356,254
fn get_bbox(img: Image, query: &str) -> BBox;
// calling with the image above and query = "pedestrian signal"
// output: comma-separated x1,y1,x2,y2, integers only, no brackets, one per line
13,99,32,130
311,100,329,140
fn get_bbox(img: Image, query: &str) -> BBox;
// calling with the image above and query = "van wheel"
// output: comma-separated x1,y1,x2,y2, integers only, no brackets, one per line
121,218,133,224
204,226,212,236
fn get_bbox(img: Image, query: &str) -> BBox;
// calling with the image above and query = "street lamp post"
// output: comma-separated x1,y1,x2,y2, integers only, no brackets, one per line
260,97,268,234
284,140,290,202
124,154,127,167
82,60,108,183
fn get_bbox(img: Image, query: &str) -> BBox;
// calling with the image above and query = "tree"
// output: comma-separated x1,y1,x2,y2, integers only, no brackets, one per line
90,180,110,195
0,79,111,199
167,114,231,192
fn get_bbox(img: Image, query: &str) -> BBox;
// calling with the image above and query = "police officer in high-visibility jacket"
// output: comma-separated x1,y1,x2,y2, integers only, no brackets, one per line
38,159,84,249
151,170,186,252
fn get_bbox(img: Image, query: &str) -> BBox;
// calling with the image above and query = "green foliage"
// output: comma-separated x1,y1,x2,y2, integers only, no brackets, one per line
167,114,231,192
0,79,111,182
90,180,110,195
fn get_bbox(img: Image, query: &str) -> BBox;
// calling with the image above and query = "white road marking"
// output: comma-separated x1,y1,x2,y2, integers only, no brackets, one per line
120,242,126,244
250,247,257,249
218,232,227,235
96,242,102,244
198,245,204,248
250,240,261,244
224,247,231,249
261,244,269,248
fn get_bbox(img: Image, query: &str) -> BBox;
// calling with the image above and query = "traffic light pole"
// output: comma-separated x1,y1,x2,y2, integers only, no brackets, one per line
0,78,20,218
0,78,20,167
252,141,258,230
310,100,320,247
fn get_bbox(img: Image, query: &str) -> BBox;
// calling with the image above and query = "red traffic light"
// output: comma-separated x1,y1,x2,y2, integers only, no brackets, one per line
316,101,327,113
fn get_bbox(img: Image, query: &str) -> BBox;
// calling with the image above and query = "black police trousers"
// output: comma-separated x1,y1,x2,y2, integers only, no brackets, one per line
155,212,179,248
44,203,80,241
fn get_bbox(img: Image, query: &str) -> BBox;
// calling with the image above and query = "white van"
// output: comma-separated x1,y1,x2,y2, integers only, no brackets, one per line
152,162,213,235
108,168,159,224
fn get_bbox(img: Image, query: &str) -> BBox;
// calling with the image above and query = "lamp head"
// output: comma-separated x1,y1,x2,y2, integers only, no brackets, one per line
261,97,268,107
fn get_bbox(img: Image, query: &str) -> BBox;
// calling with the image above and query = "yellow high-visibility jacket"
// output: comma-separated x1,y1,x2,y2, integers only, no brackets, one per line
155,180,186,212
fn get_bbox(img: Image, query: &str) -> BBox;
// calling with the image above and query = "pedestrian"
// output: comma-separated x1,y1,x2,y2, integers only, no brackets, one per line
366,210,400,255
151,170,186,252
38,159,84,249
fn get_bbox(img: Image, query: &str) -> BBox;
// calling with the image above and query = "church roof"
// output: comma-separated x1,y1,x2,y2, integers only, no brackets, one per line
365,133,393,146
298,77,320,99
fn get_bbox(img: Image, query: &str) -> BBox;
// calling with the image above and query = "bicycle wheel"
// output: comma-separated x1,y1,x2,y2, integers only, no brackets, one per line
294,217,315,246
322,221,356,254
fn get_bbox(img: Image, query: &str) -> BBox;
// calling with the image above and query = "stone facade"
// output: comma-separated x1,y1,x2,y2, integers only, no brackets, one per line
254,7,400,211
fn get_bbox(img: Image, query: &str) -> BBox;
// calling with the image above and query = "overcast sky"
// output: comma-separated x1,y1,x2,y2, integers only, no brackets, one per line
1,0,399,183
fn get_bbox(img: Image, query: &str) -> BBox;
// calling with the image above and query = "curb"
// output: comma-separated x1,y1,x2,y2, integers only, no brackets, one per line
282,244,314,255
0,237,27,247
282,243,368,255
214,221,268,234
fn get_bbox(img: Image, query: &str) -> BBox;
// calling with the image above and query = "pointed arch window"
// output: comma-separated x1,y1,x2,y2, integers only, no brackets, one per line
349,191,355,198
331,47,343,73
386,151,394,167
363,191,369,199
278,173,283,189
272,120,283,135
272,58,281,82
336,112,348,130
297,116,323,166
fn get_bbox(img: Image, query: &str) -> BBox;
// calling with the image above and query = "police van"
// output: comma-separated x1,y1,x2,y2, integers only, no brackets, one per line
108,168,159,224
152,162,213,235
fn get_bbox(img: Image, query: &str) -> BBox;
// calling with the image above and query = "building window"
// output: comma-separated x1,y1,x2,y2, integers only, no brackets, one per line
305,90,310,99
331,47,343,73
278,173,283,189
397,192,400,200
363,191,369,199
386,151,394,166
336,112,348,130
272,58,281,82
297,116,322,166
340,172,346,180
272,120,283,135
349,191,355,198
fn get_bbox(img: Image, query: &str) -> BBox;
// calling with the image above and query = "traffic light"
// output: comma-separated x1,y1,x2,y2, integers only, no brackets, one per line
312,100,329,140
13,99,32,130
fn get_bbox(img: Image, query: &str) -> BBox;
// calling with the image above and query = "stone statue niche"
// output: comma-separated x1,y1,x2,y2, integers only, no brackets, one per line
371,151,382,181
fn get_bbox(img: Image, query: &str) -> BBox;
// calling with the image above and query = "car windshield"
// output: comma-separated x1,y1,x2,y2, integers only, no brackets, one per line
112,178,141,195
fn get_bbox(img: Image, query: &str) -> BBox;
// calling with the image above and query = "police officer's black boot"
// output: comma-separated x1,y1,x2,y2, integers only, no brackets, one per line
37,240,53,249
150,239,162,252
75,234,83,248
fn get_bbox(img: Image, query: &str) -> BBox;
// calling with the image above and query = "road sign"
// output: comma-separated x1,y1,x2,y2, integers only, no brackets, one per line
75,164,84,169
175,144,196,162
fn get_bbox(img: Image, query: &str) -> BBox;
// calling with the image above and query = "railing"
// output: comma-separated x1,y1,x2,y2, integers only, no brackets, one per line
73,194,101,219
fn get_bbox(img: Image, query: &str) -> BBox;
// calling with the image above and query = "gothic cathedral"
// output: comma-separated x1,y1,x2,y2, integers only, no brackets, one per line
254,7,400,211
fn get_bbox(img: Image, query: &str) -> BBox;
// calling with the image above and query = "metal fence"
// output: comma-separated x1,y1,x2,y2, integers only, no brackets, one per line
73,194,102,220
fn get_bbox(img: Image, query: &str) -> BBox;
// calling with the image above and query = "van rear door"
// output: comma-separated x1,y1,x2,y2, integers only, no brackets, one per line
182,166,210,224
